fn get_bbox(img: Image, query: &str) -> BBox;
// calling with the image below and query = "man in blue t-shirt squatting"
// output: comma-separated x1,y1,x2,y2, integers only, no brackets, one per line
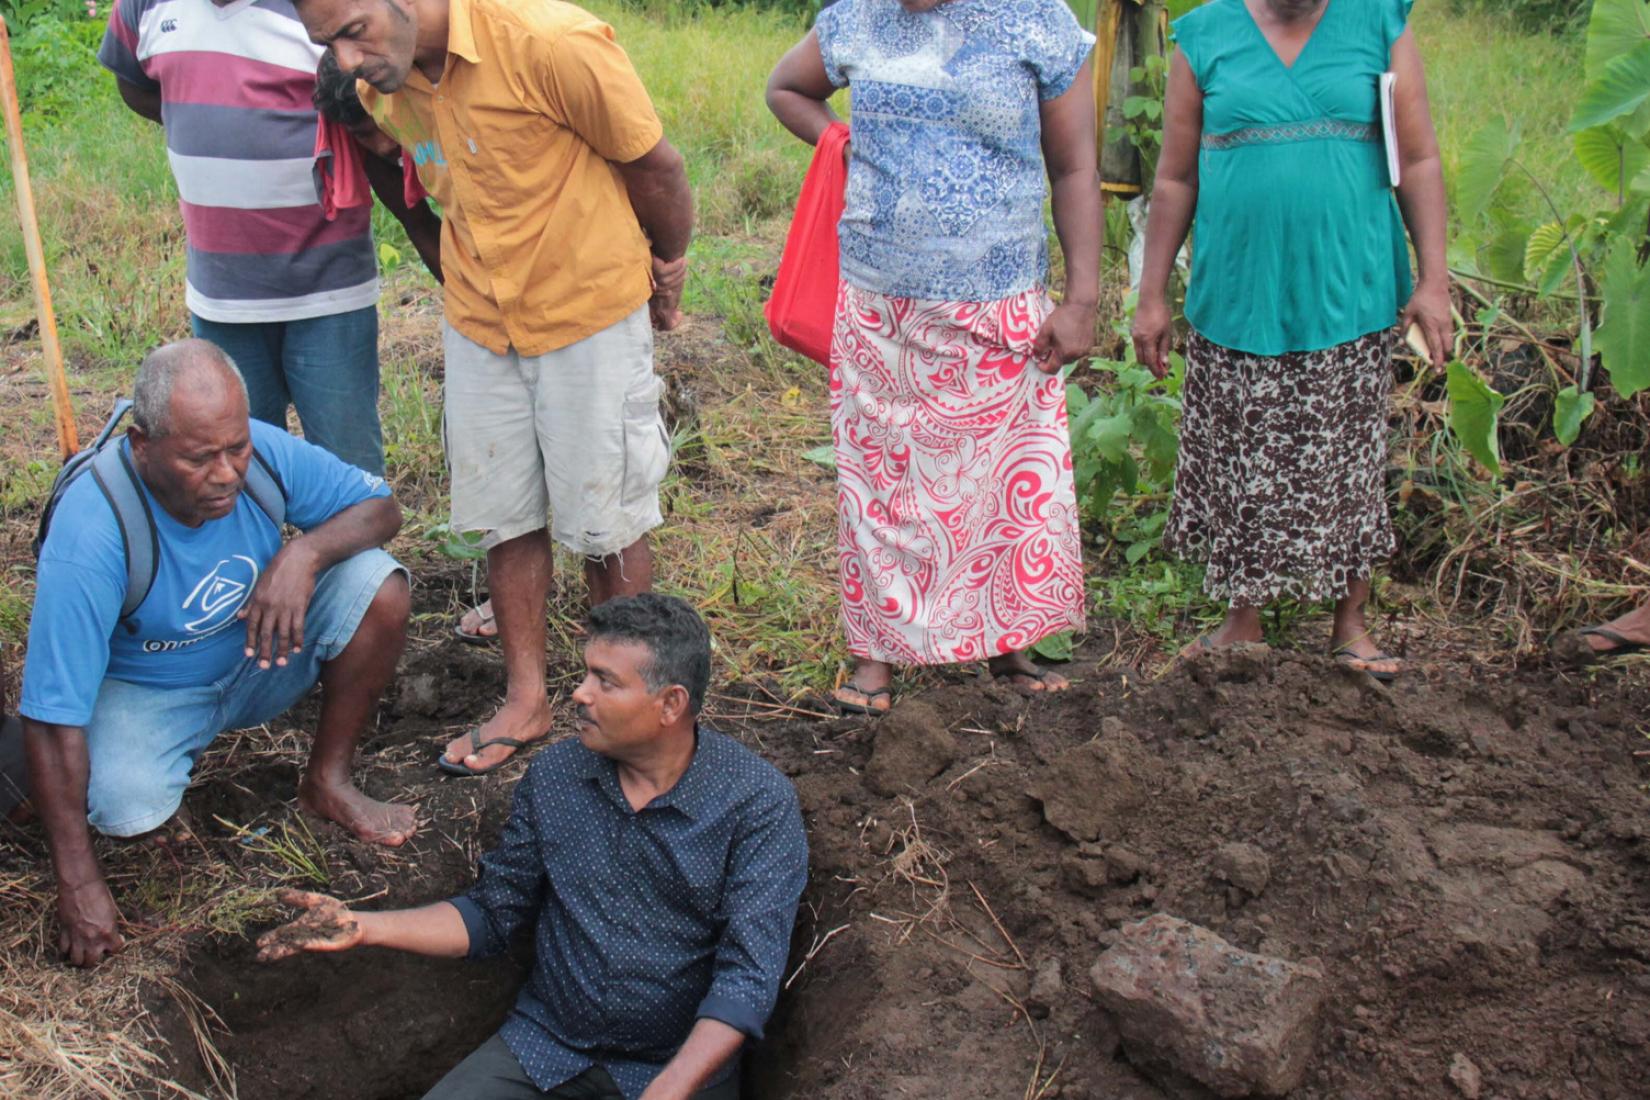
16,339,416,968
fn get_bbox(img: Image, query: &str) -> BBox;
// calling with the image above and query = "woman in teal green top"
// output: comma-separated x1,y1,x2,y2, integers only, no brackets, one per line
1131,0,1451,679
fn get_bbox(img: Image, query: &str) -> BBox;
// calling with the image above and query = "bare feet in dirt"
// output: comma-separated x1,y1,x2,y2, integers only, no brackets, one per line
441,697,553,773
988,651,1070,692
256,890,362,962
297,779,417,846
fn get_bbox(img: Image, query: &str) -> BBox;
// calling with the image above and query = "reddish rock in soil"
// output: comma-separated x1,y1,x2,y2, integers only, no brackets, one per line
863,699,958,796
1448,1052,1484,1098
1090,914,1327,1098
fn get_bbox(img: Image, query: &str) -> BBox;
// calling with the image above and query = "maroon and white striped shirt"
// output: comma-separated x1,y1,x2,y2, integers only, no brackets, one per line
99,0,378,323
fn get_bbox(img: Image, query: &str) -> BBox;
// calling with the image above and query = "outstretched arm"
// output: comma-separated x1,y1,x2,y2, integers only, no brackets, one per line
257,890,470,961
1390,28,1451,368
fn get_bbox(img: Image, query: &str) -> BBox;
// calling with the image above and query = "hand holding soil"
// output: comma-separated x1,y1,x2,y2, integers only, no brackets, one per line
256,890,363,962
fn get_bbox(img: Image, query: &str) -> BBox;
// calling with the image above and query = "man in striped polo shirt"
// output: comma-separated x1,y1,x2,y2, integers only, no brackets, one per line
99,0,387,476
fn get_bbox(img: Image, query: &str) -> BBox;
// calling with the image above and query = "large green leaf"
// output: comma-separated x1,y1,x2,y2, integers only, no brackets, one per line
1446,361,1506,478
1596,238,1650,397
1478,225,1533,283
1585,0,1650,75
1575,125,1650,193
1455,120,1520,225
1523,222,1568,282
1553,385,1598,446
1572,40,1650,130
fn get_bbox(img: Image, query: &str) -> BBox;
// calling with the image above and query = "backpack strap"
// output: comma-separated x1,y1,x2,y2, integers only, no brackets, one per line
243,448,287,529
87,443,159,621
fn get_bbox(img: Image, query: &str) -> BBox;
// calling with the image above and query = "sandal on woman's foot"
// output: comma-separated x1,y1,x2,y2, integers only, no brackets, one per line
833,683,893,716
989,662,1070,694
454,601,497,646
1331,644,1401,683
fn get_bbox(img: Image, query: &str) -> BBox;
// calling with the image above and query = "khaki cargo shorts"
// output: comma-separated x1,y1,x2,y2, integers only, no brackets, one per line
442,306,670,558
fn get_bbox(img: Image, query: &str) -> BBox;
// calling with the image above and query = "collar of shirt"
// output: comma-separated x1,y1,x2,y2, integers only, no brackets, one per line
571,727,718,822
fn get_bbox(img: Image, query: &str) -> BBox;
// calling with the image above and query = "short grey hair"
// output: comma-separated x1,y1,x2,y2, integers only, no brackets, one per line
132,339,248,438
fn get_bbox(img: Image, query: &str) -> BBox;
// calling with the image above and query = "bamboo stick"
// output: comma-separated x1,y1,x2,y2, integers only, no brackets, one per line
0,15,79,460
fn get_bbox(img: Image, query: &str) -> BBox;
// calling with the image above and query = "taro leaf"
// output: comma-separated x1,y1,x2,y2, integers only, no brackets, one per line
1572,40,1650,131
1456,119,1520,225
1574,125,1650,193
1523,222,1568,284
801,443,837,470
1596,238,1650,398
1479,225,1532,284
1032,631,1074,662
1446,360,1506,478
1585,0,1650,76
1553,385,1597,446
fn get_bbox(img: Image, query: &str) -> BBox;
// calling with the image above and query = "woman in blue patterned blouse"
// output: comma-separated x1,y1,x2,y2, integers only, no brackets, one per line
768,0,1101,714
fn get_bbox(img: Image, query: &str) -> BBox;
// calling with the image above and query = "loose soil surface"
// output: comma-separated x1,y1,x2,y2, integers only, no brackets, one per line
143,613,1650,1100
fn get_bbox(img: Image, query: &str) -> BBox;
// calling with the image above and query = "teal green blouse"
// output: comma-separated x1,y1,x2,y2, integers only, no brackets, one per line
1172,0,1414,356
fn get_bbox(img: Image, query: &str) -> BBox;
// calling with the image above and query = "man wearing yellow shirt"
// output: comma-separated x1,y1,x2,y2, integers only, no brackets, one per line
293,0,693,776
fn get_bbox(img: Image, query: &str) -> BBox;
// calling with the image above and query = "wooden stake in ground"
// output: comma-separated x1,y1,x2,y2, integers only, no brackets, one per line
0,15,79,461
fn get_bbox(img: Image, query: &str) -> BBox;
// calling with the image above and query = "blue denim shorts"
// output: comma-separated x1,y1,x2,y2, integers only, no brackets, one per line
83,549,404,836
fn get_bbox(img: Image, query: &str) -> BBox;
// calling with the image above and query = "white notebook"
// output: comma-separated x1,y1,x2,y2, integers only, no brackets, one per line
1379,72,1400,188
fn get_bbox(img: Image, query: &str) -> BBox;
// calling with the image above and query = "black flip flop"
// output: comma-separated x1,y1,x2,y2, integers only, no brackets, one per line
1574,626,1648,660
833,684,893,716
1331,645,1401,683
437,727,535,776
454,604,498,646
990,663,1070,694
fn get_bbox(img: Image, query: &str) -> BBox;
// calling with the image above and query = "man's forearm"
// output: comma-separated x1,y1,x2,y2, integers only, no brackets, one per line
357,900,472,957
288,497,402,575
641,1019,745,1100
363,153,444,283
22,719,102,888
619,141,694,262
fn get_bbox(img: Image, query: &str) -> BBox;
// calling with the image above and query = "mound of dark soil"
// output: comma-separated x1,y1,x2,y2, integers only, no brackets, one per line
148,640,1650,1100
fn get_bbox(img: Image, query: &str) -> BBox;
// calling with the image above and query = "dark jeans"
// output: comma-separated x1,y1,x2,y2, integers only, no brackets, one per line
421,1034,740,1100
191,305,384,475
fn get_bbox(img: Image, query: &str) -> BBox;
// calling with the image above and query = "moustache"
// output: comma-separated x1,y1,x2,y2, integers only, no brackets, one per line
574,706,593,725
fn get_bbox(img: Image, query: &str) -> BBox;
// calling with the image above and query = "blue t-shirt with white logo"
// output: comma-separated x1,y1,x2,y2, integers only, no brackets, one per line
20,421,392,727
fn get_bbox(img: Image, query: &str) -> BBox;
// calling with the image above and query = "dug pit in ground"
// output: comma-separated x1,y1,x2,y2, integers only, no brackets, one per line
136,643,1650,1099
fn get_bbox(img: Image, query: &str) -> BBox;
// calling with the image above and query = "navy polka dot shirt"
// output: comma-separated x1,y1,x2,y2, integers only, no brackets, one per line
449,726,809,1098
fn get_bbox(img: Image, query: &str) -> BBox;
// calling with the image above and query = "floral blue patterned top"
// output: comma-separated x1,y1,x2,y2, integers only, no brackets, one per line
815,0,1095,302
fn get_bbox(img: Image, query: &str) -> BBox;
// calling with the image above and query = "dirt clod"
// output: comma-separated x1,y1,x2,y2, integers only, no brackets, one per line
1090,914,1327,1098
1450,1052,1484,1098
1028,728,1152,843
1025,957,1063,1020
863,699,958,796
1212,841,1272,896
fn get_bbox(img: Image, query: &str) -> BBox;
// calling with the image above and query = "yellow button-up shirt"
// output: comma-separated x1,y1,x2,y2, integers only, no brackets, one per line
362,0,662,356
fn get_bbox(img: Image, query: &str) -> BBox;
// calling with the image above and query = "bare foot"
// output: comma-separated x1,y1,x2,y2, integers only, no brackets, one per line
988,651,1070,692
297,779,416,846
441,697,553,772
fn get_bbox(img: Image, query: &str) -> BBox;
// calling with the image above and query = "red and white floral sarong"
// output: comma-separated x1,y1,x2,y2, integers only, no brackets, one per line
829,283,1085,666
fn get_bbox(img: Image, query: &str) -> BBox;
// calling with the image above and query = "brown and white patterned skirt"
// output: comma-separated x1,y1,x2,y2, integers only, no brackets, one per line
1164,328,1395,608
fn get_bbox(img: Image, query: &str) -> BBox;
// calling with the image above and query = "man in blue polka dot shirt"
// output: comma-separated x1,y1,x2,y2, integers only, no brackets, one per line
258,593,809,1099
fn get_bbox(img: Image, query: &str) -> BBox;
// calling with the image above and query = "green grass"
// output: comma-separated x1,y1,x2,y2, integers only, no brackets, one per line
1416,4,1593,229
